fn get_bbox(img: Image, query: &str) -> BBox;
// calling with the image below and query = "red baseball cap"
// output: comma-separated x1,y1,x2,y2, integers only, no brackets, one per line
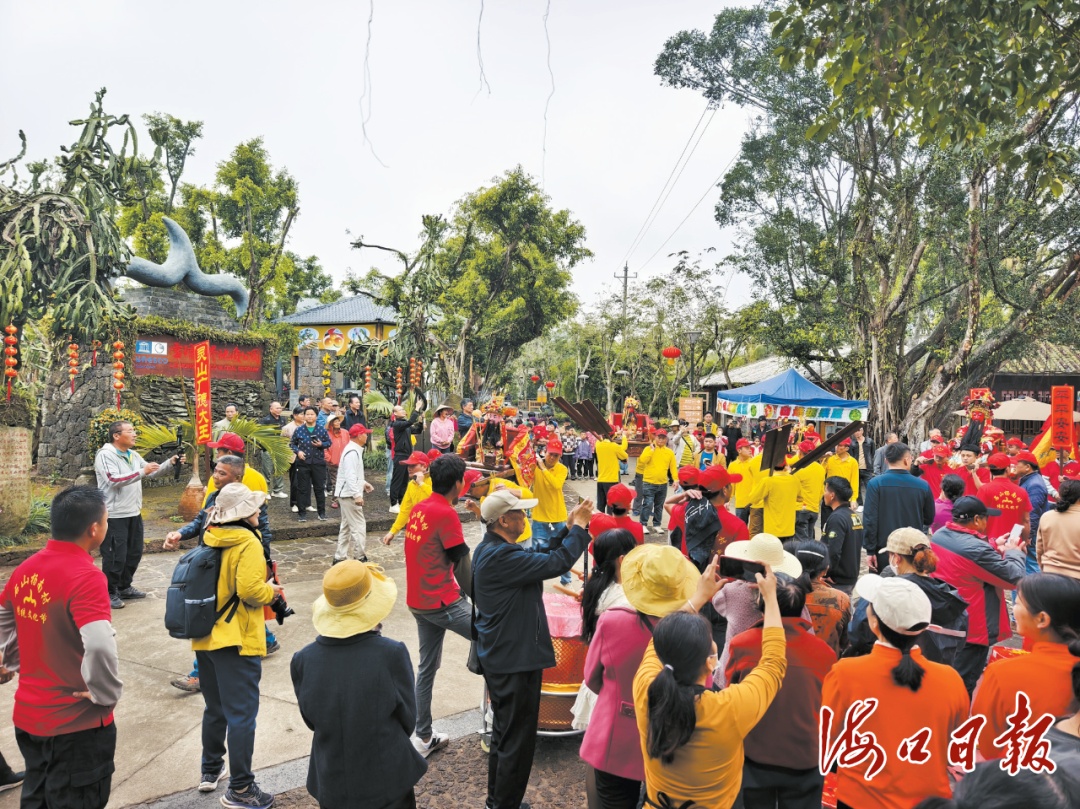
654,429,668,437
404,451,431,467
798,440,815,454
987,452,1012,470
588,512,618,539
1006,437,1027,448
427,449,443,462
932,444,951,458
1063,460,1080,479
607,483,635,509
208,432,245,452
838,438,851,447
546,440,564,455
1013,451,1040,468
348,424,372,437
735,438,751,450
677,466,699,486
699,465,742,491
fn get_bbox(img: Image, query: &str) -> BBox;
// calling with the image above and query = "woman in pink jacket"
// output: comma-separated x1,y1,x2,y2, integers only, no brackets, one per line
579,544,700,809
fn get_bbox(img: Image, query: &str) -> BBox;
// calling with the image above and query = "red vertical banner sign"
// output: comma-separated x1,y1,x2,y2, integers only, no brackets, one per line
194,341,212,446
1050,386,1075,451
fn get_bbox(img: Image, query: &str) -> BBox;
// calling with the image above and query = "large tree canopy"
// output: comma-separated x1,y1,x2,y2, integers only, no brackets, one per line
348,167,590,397
657,7,1080,439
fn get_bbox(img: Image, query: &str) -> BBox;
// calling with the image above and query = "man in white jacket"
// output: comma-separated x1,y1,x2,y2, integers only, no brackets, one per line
334,424,375,563
94,420,181,609
0,486,123,809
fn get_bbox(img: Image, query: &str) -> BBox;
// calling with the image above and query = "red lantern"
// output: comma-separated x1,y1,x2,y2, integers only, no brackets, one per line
112,339,125,408
545,380,556,390
662,346,682,366
395,366,403,403
67,338,80,394
90,339,101,366
530,375,540,384
364,365,372,393
3,325,17,402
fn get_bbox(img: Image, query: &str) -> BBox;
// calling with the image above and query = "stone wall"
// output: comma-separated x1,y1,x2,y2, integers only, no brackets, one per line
38,356,127,479
120,287,240,331
296,347,338,400
37,288,275,480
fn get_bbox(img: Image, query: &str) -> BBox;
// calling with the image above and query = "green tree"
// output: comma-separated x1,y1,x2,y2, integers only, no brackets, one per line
213,139,298,326
0,89,159,341
770,0,1080,177
657,7,1080,439
270,253,341,319
351,167,590,396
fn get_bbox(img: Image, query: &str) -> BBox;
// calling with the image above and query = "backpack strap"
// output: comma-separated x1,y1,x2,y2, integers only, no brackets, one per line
217,593,241,624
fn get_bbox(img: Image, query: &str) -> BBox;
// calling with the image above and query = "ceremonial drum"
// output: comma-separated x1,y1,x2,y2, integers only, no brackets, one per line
537,592,588,735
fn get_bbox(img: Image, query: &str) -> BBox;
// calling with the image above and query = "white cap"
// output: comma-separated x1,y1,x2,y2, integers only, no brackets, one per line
480,488,539,522
855,575,932,635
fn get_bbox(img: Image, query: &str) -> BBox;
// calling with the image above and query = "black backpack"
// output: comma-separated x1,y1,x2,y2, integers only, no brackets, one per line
164,535,240,640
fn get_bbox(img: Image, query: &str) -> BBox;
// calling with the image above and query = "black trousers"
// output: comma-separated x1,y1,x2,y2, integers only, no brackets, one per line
323,789,415,809
101,515,144,595
741,758,824,809
389,459,411,506
593,767,642,809
485,668,543,809
955,642,990,695
596,482,615,514
16,723,116,809
288,461,298,507
294,463,327,515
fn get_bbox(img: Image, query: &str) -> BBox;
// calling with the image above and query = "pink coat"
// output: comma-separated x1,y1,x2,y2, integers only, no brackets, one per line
579,607,653,780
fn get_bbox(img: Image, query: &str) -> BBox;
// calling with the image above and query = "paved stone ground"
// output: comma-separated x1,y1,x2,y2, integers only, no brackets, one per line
271,736,588,809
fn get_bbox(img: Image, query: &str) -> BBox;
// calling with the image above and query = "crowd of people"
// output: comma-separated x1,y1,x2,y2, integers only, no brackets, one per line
0,400,1079,809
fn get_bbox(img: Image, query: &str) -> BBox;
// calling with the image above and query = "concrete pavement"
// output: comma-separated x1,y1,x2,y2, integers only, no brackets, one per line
0,520,488,809
0,467,648,808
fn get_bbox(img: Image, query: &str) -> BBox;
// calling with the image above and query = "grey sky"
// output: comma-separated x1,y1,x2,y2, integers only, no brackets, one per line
2,0,755,310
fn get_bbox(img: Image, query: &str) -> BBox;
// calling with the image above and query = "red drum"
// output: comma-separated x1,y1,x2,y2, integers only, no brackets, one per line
538,593,587,734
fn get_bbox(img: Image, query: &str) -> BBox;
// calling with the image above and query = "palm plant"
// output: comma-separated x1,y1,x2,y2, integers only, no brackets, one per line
136,415,292,477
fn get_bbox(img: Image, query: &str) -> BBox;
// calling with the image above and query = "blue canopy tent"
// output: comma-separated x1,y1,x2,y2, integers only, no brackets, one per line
717,368,868,422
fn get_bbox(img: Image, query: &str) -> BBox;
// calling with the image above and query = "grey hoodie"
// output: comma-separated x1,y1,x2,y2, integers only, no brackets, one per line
94,444,174,518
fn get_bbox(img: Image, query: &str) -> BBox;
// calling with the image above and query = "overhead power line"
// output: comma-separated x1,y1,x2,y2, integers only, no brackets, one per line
620,102,714,267
636,150,740,273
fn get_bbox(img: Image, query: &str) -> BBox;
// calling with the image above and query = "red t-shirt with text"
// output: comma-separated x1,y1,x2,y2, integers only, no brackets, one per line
403,494,465,610
0,540,114,736
977,478,1031,540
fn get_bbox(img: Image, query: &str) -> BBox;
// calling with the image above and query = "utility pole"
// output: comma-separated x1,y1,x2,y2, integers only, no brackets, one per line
614,263,637,324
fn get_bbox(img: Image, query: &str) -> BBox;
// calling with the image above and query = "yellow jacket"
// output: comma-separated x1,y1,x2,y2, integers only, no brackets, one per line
532,461,569,523
793,461,826,513
191,524,276,656
729,454,762,509
595,435,629,483
389,477,434,534
747,473,801,537
824,454,861,502
634,629,787,809
637,445,678,486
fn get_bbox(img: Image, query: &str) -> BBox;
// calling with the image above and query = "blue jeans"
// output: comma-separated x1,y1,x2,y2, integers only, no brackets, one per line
641,482,667,529
196,647,262,790
384,446,393,496
631,474,644,516
1025,542,1041,575
412,598,473,740
531,520,571,585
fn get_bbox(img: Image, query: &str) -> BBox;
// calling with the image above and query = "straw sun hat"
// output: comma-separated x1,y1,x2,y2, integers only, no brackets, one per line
723,533,803,579
312,560,397,638
207,483,267,525
621,544,700,617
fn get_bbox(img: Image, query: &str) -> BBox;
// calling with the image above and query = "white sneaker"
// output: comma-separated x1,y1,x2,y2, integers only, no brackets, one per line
307,506,317,512
198,763,228,792
273,492,288,499
389,505,400,514
291,505,299,513
412,731,449,758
